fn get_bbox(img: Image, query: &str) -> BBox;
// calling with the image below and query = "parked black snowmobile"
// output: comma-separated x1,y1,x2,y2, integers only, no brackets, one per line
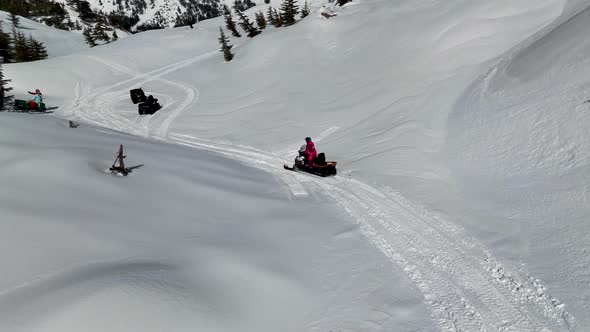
130,88,161,115
284,150,337,177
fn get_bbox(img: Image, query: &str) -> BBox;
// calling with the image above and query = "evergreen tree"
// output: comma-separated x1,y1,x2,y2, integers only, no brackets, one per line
280,0,299,26
13,31,30,62
9,12,20,29
93,18,110,43
244,0,256,9
76,1,96,21
28,35,48,61
273,8,283,27
112,29,119,41
83,27,96,47
234,6,260,37
301,0,310,18
233,0,255,12
0,23,14,63
266,5,275,25
255,11,267,30
218,27,234,62
0,62,12,111
223,5,241,37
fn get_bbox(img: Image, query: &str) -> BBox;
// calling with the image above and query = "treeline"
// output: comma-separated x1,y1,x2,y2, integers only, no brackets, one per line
173,0,254,29
1,0,261,35
219,0,309,62
0,17,48,63
82,16,119,47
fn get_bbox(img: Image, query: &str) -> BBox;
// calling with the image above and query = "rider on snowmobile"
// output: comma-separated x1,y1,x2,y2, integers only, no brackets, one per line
304,137,317,168
27,89,43,109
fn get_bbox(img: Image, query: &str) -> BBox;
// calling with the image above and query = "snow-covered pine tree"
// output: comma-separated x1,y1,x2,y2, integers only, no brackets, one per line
13,31,30,62
244,0,256,9
280,0,299,26
234,6,260,38
273,8,283,27
301,0,310,18
0,23,14,63
255,11,267,30
28,35,48,61
83,27,97,47
75,0,96,21
93,18,111,43
0,61,12,110
9,12,20,29
223,4,242,37
218,27,234,62
266,5,275,25
233,0,255,12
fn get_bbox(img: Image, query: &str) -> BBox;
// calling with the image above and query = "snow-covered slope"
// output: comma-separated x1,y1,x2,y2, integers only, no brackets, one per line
0,114,433,332
3,0,590,331
447,1,590,327
0,11,86,58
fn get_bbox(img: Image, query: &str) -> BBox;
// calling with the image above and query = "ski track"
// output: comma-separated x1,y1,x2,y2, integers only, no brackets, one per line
56,54,578,331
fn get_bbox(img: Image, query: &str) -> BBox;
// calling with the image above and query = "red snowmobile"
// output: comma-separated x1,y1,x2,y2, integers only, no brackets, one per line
284,150,337,177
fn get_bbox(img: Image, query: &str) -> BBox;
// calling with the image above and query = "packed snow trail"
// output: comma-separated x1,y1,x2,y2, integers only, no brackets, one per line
63,52,214,139
61,45,579,330
171,133,577,332
68,57,578,330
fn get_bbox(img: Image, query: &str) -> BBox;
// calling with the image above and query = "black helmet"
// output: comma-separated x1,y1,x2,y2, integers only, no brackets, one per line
305,137,312,142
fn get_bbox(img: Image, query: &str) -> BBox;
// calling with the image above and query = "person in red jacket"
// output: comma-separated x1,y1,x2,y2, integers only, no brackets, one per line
304,137,317,168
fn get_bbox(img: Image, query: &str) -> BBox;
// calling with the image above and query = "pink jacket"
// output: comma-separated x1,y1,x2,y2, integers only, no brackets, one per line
305,141,317,165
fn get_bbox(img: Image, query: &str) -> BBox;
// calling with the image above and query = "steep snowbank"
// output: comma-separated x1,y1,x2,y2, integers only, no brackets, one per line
447,1,590,327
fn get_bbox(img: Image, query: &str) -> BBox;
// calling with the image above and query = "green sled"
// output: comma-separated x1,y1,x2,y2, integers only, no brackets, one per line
14,99,46,112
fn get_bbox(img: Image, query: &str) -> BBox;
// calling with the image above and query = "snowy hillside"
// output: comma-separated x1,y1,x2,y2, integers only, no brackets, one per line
2,0,590,331
0,12,86,58
54,0,246,29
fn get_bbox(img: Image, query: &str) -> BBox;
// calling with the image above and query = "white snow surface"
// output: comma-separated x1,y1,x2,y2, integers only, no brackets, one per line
2,0,590,331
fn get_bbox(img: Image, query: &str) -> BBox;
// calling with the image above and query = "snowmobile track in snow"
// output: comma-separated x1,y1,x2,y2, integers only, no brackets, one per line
68,54,577,332
170,133,576,332
64,53,215,139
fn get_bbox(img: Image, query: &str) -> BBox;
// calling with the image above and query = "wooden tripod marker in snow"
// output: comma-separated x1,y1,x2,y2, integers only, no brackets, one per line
110,144,129,176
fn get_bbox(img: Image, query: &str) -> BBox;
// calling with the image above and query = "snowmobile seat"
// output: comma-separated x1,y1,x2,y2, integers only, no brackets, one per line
308,161,337,176
315,152,327,166
130,88,146,104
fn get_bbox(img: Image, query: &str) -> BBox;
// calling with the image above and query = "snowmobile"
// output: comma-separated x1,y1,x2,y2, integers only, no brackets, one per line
13,99,47,112
284,150,337,177
130,88,147,104
130,88,161,115
138,96,161,115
